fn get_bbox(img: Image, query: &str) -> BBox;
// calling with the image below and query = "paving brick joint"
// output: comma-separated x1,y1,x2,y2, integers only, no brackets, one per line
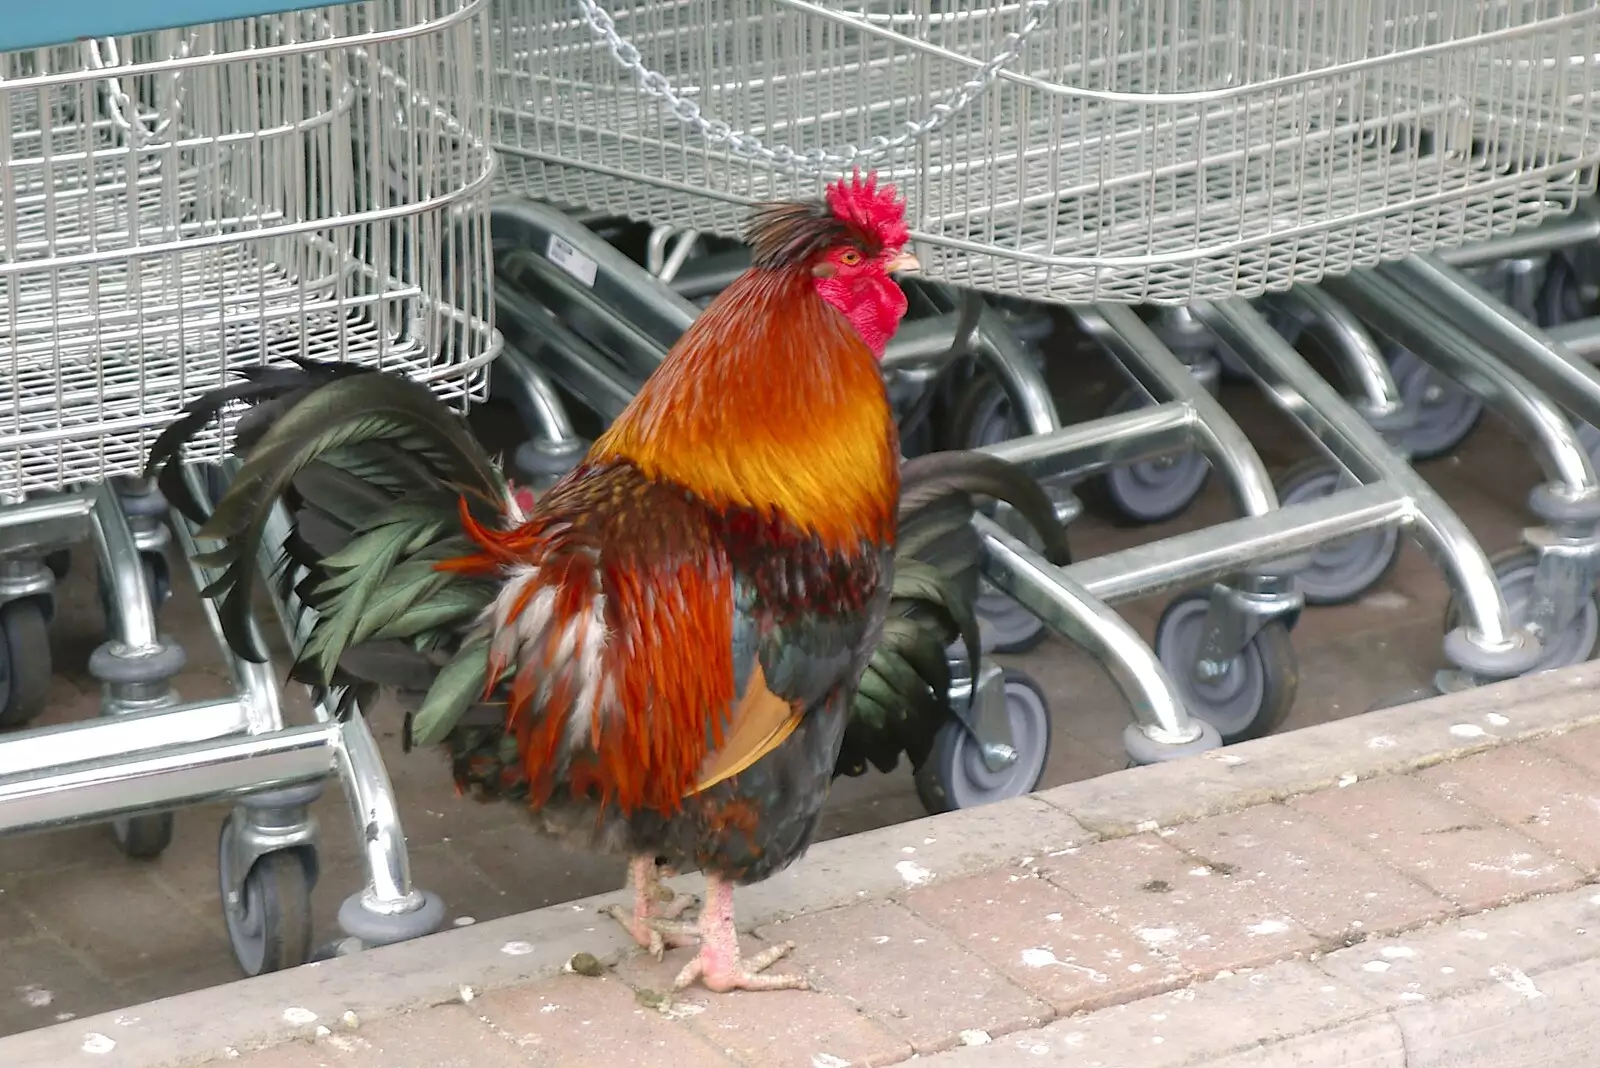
5,662,1600,1066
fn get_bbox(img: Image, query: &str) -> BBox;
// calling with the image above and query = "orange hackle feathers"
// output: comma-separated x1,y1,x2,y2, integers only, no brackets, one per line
588,269,898,554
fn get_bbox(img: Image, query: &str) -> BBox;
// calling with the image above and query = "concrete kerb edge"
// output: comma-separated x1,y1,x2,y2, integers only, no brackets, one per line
3,663,1597,1068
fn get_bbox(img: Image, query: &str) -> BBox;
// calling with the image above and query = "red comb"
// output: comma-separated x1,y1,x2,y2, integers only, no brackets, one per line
825,168,911,251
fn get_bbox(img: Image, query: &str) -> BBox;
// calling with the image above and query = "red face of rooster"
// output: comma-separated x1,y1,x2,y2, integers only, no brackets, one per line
809,171,919,359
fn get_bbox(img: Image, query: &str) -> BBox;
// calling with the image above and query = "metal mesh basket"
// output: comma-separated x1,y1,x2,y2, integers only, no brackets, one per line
0,0,500,498
489,0,1600,304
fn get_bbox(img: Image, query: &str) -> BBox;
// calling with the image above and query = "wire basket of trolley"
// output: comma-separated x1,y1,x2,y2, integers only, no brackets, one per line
0,0,499,976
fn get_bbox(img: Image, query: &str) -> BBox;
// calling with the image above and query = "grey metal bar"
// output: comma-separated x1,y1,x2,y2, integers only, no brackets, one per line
1191,298,1525,652
1547,317,1600,361
89,480,161,656
493,345,580,443
1268,287,1407,423
491,196,699,348
1062,483,1412,604
975,516,1203,746
1329,268,1597,496
1393,256,1600,436
0,697,251,778
0,724,340,835
1077,304,1279,520
977,403,1200,483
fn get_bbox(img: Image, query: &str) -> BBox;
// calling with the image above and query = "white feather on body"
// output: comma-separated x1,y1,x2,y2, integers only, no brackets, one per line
484,561,614,756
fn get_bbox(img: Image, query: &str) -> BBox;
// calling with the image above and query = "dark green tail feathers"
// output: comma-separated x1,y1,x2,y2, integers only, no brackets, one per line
836,449,1069,780
143,358,507,695
145,358,1068,780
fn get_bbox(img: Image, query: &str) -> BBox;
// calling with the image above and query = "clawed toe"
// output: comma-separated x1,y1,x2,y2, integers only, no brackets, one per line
673,939,809,993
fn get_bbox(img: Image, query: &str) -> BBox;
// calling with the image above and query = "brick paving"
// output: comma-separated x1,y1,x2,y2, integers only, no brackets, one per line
8,689,1592,1068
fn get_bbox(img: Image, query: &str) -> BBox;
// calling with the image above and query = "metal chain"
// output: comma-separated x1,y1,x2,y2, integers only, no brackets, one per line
571,0,1061,173
84,35,192,150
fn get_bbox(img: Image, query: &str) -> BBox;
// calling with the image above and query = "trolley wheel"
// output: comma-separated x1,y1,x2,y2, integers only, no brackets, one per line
975,587,1049,655
0,599,53,730
1154,592,1298,745
96,552,173,623
1443,546,1600,674
1274,460,1401,605
219,815,316,977
913,668,1052,815
944,372,1051,654
111,813,176,860
1081,389,1211,526
1389,348,1483,461
943,370,1019,449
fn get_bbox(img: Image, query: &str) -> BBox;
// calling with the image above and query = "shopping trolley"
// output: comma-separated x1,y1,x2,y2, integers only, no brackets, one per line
486,0,1600,758
0,0,500,976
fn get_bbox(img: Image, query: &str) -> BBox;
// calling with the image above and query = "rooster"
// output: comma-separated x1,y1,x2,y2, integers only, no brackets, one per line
147,173,1066,994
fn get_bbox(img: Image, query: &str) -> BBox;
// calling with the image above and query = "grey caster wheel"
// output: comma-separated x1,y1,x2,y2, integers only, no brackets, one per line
1274,460,1401,605
219,812,317,977
1389,347,1483,461
914,668,1052,814
944,371,1051,655
0,597,52,730
1154,591,1298,745
1443,546,1600,674
1081,388,1211,526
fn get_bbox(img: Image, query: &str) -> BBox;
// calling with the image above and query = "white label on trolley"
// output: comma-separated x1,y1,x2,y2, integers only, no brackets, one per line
546,234,598,288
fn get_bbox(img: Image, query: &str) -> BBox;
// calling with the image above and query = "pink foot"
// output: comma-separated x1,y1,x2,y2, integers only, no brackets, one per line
672,875,810,993
601,856,700,961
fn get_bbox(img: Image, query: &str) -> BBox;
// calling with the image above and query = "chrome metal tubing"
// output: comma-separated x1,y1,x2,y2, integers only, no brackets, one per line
1075,304,1279,521
1190,297,1527,656
1328,268,1598,499
90,480,161,656
498,290,642,423
1064,483,1412,604
491,196,698,351
1391,256,1600,440
1266,287,1407,425
493,345,581,444
978,404,1200,484
1436,201,1600,269
0,697,250,779
1547,317,1600,361
971,305,1059,436
976,515,1204,746
0,724,340,835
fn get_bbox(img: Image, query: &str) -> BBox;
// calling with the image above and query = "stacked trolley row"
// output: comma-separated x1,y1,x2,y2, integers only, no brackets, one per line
483,0,1600,769
0,1,501,975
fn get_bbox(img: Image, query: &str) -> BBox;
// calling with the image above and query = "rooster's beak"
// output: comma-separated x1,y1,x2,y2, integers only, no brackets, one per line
886,251,921,275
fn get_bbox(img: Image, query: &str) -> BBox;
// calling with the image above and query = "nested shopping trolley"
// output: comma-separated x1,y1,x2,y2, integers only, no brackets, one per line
487,0,1600,762
0,0,500,975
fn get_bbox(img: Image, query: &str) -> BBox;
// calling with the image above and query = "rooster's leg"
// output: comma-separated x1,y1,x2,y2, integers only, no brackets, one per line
672,874,810,993
601,855,700,961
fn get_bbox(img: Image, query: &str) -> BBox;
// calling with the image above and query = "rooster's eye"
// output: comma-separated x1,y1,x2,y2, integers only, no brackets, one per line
838,250,862,266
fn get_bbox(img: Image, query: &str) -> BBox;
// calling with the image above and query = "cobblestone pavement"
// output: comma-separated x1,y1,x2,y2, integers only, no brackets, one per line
0,355,1553,1042
6,663,1598,1067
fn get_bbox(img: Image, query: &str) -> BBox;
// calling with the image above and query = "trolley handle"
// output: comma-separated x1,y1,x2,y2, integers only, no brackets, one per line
572,0,1063,175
